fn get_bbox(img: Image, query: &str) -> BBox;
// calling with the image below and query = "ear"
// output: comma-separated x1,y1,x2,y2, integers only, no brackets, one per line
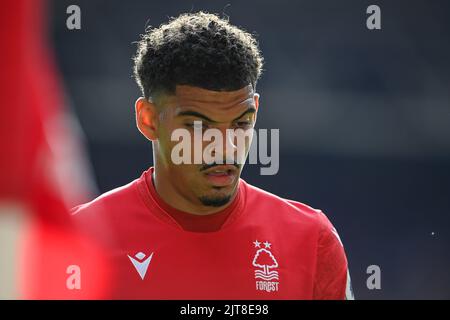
135,97,159,141
253,92,260,122
254,93,260,111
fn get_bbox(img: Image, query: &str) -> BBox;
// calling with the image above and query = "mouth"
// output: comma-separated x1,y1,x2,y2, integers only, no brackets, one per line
202,165,238,187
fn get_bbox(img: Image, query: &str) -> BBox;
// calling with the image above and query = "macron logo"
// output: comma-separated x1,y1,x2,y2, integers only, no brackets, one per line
127,252,154,280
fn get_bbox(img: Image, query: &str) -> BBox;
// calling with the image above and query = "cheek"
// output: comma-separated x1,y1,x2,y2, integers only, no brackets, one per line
156,124,177,165
157,124,199,172
236,131,254,158
157,122,180,156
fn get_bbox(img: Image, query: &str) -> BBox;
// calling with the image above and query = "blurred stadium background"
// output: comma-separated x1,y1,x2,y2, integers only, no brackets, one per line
18,0,450,299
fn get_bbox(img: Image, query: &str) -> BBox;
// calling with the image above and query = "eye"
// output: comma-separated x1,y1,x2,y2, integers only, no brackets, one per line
184,121,208,129
235,121,253,128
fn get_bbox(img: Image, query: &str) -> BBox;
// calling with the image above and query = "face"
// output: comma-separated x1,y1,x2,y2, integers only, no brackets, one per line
136,84,259,209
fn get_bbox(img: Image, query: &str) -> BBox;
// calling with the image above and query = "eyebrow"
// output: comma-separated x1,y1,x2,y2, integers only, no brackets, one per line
177,107,257,123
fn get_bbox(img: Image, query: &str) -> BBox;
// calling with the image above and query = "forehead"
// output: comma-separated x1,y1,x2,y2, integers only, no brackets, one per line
160,85,256,119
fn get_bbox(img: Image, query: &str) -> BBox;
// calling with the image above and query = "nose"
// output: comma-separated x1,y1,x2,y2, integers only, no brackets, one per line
206,127,249,165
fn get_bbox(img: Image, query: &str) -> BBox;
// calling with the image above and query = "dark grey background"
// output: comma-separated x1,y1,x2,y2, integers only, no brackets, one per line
50,0,450,299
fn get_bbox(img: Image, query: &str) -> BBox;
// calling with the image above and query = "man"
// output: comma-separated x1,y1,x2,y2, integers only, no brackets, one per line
73,12,354,299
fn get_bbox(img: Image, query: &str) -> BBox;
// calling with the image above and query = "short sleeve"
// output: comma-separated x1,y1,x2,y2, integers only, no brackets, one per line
313,211,354,300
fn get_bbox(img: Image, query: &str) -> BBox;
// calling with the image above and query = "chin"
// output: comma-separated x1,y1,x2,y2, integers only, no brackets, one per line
198,194,232,207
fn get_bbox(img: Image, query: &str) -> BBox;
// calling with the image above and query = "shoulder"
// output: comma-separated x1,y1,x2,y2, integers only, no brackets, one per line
71,179,140,218
241,179,335,232
70,179,143,244
241,183,351,299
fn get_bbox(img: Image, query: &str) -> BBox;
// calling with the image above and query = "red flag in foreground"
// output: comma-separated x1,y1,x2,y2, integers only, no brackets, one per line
0,0,111,299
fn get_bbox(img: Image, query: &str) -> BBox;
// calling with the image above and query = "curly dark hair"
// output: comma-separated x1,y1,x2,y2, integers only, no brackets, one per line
133,12,263,100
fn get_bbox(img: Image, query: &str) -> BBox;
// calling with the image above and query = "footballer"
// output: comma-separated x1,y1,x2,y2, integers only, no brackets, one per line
72,12,354,300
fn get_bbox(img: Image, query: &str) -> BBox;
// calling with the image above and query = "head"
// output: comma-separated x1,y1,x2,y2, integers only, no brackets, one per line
133,12,263,210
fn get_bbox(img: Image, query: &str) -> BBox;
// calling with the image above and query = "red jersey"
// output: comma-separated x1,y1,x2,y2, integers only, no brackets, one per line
72,168,353,299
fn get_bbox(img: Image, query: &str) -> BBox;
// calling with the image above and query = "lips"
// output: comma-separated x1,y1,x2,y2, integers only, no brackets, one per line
203,165,238,187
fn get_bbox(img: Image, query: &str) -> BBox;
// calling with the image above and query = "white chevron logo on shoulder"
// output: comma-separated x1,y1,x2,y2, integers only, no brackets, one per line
127,252,154,280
